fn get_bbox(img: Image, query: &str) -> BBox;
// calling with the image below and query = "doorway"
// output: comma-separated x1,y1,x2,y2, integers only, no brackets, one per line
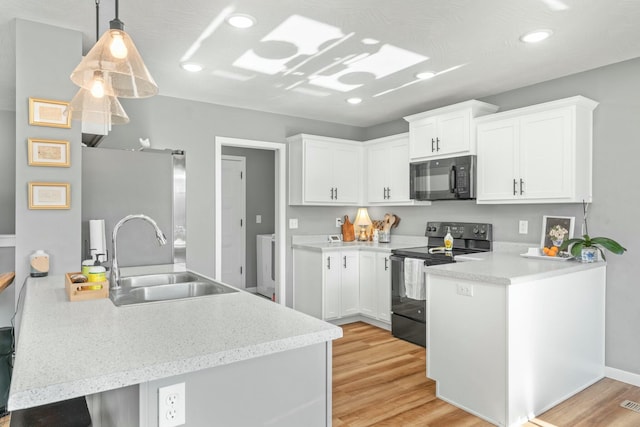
221,155,246,288
214,137,287,304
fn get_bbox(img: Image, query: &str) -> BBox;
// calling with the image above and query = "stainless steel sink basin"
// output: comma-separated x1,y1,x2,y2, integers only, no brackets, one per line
110,271,237,306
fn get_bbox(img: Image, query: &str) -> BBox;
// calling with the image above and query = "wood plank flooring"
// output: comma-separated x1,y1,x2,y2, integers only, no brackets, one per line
333,322,640,426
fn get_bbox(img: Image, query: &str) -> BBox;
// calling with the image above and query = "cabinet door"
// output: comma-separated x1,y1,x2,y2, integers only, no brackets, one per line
409,117,438,160
304,141,334,203
367,144,389,203
437,110,471,156
340,251,360,316
387,138,410,202
358,252,377,317
332,144,361,203
324,253,341,320
376,252,392,323
477,119,519,202
519,109,573,200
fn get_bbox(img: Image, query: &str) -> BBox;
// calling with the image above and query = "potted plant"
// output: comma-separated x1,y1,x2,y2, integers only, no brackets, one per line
560,201,627,262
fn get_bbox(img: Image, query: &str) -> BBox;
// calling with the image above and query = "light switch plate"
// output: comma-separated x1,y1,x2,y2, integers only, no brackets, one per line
256,215,262,224
289,218,299,229
519,220,528,234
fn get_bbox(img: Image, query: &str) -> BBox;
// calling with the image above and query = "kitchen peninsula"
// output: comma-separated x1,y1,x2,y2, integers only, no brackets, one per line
9,268,341,427
425,252,606,427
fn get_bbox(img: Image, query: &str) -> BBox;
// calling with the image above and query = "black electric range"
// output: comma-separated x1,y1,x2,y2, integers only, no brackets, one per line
390,222,493,347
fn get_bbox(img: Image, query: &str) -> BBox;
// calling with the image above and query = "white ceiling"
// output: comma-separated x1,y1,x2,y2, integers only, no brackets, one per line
2,0,640,127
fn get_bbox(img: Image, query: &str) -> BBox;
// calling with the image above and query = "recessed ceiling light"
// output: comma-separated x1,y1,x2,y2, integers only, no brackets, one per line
227,13,256,29
520,29,553,43
346,97,362,105
361,38,379,45
416,71,436,80
180,63,203,72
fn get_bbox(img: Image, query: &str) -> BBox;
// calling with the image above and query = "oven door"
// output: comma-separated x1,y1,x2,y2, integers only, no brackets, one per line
390,255,426,323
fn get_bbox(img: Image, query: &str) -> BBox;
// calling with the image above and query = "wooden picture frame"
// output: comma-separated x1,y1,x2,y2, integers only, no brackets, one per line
28,182,70,210
27,138,70,167
541,215,575,248
28,97,71,128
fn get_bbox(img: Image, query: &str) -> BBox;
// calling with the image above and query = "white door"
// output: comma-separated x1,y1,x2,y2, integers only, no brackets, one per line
332,143,361,203
438,110,470,156
388,137,410,201
304,140,334,203
409,117,437,160
376,252,392,322
367,143,388,202
340,251,360,316
324,253,341,320
477,119,519,202
221,156,246,287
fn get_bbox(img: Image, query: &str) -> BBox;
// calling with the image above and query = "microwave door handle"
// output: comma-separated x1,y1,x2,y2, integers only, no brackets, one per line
449,165,456,193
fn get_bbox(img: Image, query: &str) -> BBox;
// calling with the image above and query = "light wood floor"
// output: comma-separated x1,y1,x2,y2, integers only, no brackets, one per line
333,322,640,426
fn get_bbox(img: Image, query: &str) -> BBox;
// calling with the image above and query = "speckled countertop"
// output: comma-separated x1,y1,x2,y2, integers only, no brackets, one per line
428,252,606,285
8,268,342,411
292,234,429,253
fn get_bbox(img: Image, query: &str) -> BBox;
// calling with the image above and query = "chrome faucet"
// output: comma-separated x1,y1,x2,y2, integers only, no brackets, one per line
110,214,167,289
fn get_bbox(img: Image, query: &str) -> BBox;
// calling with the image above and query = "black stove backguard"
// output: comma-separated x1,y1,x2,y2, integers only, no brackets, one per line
390,221,493,348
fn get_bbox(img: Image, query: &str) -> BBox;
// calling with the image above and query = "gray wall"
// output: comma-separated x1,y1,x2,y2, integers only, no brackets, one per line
14,20,82,303
0,110,16,234
221,146,275,288
366,58,640,376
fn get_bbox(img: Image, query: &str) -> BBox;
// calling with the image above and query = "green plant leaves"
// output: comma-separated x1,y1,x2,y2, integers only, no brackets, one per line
559,234,627,260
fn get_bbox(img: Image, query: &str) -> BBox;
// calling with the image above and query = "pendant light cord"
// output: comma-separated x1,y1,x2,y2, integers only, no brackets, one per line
95,0,100,42
115,0,119,20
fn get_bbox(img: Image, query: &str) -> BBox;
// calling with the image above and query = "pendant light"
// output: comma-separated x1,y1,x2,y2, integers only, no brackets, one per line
70,0,158,98
70,0,129,131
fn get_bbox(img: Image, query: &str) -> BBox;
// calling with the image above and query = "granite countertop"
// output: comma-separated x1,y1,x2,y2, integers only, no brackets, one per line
428,252,606,285
292,235,429,252
8,269,342,411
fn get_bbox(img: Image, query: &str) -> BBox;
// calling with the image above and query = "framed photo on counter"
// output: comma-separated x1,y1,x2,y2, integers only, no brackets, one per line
541,216,575,248
27,138,70,167
28,182,70,210
28,97,71,128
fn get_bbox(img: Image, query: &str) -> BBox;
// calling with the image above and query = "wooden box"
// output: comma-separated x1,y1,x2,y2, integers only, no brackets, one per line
65,272,109,302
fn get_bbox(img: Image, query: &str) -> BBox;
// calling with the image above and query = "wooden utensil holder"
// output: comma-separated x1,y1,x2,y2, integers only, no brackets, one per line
65,272,109,302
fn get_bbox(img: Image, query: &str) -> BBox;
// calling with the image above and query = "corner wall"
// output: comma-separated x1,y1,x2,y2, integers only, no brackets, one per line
14,20,82,305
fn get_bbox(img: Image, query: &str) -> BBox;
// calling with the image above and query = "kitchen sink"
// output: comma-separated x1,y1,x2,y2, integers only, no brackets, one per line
110,271,238,307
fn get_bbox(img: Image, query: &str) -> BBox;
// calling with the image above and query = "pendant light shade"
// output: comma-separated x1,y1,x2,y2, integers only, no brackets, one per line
70,88,130,126
71,26,158,98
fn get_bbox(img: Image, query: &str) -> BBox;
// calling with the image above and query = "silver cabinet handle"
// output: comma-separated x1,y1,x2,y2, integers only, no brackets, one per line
343,256,347,268
384,257,389,271
431,138,435,152
520,179,524,195
436,137,440,151
513,179,517,196
383,187,387,199
327,256,331,269
335,187,338,199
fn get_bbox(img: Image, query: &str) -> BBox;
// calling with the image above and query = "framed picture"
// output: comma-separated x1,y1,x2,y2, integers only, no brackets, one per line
27,138,70,167
541,216,575,248
28,182,70,210
28,97,71,128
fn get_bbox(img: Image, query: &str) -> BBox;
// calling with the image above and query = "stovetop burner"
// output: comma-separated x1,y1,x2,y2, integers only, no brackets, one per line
392,221,493,263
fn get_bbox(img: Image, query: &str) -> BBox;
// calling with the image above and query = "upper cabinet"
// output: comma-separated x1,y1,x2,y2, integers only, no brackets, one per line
476,96,598,204
404,100,499,162
288,134,362,205
365,133,410,204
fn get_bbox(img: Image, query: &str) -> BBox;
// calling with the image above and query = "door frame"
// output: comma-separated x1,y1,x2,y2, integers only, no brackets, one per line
215,137,287,304
221,154,246,288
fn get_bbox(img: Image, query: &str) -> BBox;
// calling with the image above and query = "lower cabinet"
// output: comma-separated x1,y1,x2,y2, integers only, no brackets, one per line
293,248,391,325
359,251,391,323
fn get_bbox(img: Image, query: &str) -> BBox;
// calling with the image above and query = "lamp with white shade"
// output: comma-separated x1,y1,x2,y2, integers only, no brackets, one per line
353,208,372,241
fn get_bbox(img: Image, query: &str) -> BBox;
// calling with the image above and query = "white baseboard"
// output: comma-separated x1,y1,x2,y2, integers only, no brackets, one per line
605,366,640,387
330,315,391,331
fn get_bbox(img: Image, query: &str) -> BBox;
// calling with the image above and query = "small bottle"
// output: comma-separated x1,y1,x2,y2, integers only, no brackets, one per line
444,227,453,251
30,250,50,277
373,229,379,243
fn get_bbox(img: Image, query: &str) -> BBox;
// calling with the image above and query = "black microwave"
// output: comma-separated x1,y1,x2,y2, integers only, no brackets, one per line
410,155,476,201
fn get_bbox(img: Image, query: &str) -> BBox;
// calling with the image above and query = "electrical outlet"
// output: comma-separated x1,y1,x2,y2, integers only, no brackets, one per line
456,283,474,297
158,383,185,427
335,217,343,228
519,220,528,234
256,215,262,224
289,218,299,229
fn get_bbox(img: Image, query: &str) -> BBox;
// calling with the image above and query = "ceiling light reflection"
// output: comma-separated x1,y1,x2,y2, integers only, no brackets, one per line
520,29,553,43
227,14,256,29
346,97,362,104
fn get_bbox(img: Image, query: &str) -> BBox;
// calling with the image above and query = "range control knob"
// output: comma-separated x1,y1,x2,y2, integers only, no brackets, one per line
480,227,486,234
473,226,479,234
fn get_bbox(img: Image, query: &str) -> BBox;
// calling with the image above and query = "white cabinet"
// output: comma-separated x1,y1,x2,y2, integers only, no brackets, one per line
293,248,359,321
476,96,598,204
404,100,498,161
288,134,362,205
358,251,392,323
365,134,411,204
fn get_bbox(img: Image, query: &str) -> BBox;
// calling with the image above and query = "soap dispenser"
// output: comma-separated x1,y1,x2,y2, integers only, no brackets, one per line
444,227,453,251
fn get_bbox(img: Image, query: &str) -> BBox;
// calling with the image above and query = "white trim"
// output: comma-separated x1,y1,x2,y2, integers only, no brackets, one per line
0,235,16,248
215,136,287,305
221,155,247,288
605,366,640,387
